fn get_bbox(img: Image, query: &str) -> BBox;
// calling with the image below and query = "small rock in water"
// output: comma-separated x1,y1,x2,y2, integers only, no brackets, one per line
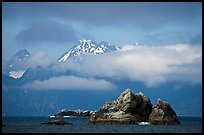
41,120,72,125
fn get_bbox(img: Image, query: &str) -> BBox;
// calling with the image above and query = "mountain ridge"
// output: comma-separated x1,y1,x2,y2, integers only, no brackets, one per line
58,39,120,62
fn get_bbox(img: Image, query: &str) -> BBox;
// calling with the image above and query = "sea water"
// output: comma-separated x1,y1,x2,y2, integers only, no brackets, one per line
2,116,202,133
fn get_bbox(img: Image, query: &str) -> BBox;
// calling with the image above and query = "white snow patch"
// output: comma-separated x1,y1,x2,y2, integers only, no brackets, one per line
58,50,72,62
82,39,92,43
93,47,104,55
116,47,120,50
90,48,95,53
91,43,95,47
9,70,26,79
9,64,13,67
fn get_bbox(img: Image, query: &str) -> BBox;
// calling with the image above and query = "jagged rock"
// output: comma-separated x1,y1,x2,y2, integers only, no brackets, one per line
41,120,72,125
149,99,180,125
89,88,152,124
89,88,180,125
113,89,137,112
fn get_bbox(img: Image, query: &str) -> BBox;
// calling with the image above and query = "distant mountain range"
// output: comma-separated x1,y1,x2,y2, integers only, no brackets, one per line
2,39,122,80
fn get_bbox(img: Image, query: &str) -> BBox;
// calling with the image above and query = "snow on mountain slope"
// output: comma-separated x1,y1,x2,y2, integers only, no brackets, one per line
58,50,72,62
9,70,26,79
58,39,120,62
4,49,30,79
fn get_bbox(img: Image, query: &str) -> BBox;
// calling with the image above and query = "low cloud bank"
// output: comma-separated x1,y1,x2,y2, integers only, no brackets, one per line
23,76,115,90
27,51,54,68
23,43,202,88
56,44,202,87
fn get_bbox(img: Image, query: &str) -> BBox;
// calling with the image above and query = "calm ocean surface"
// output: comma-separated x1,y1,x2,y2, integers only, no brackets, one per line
2,116,202,133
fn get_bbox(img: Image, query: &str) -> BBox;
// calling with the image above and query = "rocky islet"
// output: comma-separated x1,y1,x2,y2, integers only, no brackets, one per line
52,88,180,125
89,88,180,125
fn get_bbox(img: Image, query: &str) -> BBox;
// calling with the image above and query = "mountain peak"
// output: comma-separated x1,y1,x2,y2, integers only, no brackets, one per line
58,39,120,62
79,39,92,43
3,49,30,78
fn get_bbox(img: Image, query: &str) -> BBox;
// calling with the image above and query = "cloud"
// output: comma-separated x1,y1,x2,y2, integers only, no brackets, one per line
27,51,54,68
3,2,201,61
59,44,202,87
16,21,77,44
22,76,115,90
3,2,201,27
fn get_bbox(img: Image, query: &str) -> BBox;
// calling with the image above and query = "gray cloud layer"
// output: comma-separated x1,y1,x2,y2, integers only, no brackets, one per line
12,43,202,90
17,21,77,44
55,43,202,87
27,51,54,68
3,2,201,27
23,76,115,90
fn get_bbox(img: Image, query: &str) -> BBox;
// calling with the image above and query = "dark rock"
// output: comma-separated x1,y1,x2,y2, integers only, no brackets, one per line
89,88,180,125
89,88,152,124
149,99,180,125
41,120,72,125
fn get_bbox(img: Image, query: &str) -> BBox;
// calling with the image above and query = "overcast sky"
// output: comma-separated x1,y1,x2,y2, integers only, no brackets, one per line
2,2,202,61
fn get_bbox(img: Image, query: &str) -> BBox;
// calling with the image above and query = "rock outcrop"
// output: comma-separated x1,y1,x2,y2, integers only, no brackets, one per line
54,109,93,117
149,99,180,125
41,120,72,125
89,88,152,124
89,88,180,125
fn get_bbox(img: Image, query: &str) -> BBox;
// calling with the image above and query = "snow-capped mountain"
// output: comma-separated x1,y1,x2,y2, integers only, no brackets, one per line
58,39,120,62
4,49,30,79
